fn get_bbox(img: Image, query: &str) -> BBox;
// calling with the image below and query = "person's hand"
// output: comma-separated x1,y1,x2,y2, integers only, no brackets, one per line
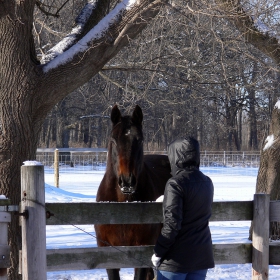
151,254,161,267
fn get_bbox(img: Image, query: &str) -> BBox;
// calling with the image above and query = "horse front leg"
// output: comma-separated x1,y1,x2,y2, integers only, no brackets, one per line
106,268,120,280
134,267,154,280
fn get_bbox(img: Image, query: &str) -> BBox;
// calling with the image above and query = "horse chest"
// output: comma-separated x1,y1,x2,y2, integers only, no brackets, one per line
96,224,160,246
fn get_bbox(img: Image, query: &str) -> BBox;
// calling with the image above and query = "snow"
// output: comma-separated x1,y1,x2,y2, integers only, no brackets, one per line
156,195,164,202
252,16,280,43
275,100,280,109
41,1,97,64
44,166,280,279
23,160,43,166
263,134,274,151
43,0,137,73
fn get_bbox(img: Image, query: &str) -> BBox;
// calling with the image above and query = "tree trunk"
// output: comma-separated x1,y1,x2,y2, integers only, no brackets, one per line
247,63,259,150
97,118,102,147
250,103,280,240
237,109,242,149
248,98,258,151
0,14,45,279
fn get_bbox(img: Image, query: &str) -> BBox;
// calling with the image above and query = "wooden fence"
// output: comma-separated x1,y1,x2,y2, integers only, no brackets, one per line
1,164,280,280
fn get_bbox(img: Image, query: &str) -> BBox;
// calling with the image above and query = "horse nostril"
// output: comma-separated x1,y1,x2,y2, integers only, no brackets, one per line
119,174,133,187
130,174,136,187
118,176,123,187
118,174,136,194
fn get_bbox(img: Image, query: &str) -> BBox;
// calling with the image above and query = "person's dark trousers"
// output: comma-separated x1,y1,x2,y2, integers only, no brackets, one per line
157,269,207,280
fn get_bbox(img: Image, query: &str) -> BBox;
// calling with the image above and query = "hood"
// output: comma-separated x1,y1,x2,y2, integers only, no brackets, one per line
167,137,200,176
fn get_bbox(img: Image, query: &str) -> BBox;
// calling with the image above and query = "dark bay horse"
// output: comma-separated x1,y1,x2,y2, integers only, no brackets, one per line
94,105,171,280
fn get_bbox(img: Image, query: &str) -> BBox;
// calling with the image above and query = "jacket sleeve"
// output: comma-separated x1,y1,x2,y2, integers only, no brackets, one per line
154,178,184,258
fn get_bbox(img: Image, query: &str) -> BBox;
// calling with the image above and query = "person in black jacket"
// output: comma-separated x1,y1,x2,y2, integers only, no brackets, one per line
151,137,214,280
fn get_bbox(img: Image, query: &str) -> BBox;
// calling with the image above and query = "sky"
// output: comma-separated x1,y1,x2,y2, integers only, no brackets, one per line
43,166,280,280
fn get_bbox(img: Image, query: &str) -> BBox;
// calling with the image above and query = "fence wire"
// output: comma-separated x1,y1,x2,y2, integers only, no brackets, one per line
36,150,260,173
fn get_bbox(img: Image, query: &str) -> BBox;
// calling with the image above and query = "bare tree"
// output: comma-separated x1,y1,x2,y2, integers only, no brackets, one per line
250,102,280,240
38,0,280,152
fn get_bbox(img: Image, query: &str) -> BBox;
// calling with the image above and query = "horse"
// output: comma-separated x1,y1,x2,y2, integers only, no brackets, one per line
94,105,171,280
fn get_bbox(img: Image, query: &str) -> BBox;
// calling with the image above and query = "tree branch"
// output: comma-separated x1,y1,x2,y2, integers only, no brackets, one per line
41,0,110,63
216,0,280,65
35,0,60,18
99,71,140,95
36,0,165,115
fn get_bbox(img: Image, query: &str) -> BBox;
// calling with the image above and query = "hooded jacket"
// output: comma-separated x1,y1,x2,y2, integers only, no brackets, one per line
154,137,214,272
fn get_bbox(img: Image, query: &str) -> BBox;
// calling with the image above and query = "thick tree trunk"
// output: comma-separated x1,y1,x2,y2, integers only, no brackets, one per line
0,92,40,279
250,103,280,240
0,12,44,279
1,105,40,269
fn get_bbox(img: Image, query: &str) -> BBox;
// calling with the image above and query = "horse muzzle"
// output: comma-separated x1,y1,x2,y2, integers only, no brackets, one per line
120,186,135,194
118,175,136,195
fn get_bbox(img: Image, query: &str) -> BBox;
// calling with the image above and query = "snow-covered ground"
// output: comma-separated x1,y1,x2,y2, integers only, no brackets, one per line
45,167,280,279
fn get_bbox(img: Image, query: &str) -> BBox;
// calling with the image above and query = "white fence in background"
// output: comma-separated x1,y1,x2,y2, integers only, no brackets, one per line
36,149,261,172
36,148,108,172
200,151,260,168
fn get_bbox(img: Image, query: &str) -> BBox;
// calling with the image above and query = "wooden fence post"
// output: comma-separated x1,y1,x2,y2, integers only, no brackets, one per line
21,163,47,280
252,193,270,280
0,198,11,280
54,149,59,188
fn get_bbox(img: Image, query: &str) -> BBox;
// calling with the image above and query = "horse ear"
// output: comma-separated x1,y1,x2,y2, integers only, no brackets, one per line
111,105,122,125
132,105,143,125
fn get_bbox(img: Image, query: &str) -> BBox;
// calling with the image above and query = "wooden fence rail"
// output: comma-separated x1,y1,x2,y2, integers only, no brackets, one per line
44,200,280,270
45,200,254,225
1,165,280,280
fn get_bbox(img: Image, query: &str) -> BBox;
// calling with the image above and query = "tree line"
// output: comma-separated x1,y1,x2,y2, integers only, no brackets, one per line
37,0,279,152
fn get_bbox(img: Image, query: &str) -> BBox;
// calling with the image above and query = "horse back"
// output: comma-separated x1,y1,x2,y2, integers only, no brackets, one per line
138,154,171,201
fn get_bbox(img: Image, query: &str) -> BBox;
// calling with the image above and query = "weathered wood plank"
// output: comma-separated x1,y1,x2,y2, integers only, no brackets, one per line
0,213,11,223
213,243,252,264
46,243,253,271
45,202,163,225
45,201,254,225
47,246,154,271
54,149,59,188
269,242,280,265
252,194,270,280
0,199,10,207
21,165,47,280
0,198,10,279
270,201,280,222
211,201,253,221
0,245,10,268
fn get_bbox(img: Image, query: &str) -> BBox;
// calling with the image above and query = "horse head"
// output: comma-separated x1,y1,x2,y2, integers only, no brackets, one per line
109,105,144,195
